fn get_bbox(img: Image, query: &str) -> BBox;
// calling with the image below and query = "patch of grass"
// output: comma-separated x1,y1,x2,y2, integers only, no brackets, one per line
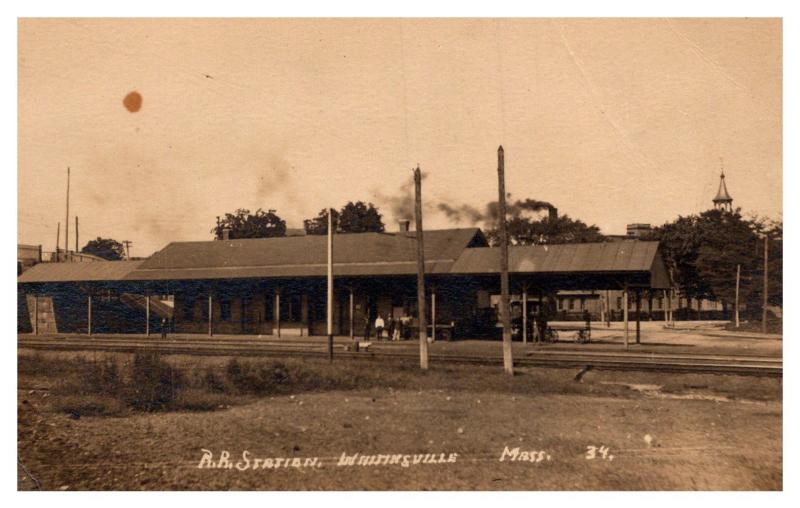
19,352,91,377
51,394,127,417
202,368,226,393
173,388,244,412
725,317,782,334
86,357,124,396
18,350,782,419
224,358,291,394
128,351,184,411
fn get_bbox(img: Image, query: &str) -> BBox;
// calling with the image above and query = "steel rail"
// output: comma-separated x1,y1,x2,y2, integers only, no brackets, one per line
18,337,781,377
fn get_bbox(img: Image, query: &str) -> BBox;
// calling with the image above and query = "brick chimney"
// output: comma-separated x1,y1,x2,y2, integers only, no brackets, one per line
548,207,558,222
222,228,231,241
398,220,411,232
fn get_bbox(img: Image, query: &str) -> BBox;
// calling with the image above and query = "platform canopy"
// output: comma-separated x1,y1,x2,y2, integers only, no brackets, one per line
448,241,671,290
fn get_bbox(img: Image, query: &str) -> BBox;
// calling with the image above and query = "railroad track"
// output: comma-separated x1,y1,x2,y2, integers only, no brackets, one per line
18,335,782,377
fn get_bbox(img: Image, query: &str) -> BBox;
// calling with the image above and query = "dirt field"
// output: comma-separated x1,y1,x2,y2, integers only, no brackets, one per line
18,350,782,490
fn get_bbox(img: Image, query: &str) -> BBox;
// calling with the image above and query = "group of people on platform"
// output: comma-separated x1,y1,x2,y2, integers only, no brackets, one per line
356,303,591,343
362,313,412,341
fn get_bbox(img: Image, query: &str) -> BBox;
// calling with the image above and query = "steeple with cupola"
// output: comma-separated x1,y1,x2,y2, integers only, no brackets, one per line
713,159,733,212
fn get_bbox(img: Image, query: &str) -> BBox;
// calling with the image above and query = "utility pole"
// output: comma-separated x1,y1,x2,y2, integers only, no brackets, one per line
33,295,39,335
327,207,334,361
349,287,355,345
522,284,528,345
734,264,741,328
208,293,213,337
414,165,429,370
599,290,605,326
635,290,641,344
87,293,92,336
762,235,769,334
64,167,70,255
146,291,151,337
55,222,61,260
75,216,79,253
123,240,132,260
497,145,513,375
623,285,629,350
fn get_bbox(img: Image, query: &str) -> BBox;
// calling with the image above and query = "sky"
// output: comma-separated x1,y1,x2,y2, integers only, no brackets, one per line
18,18,782,257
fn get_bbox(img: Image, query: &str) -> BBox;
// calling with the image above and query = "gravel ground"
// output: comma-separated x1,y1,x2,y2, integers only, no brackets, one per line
18,353,782,491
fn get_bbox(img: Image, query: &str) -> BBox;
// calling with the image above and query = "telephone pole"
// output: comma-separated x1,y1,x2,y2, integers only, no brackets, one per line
327,207,334,361
55,222,61,260
123,240,133,260
734,264,741,328
64,167,70,254
414,165,429,370
497,146,513,375
762,235,769,334
75,216,79,253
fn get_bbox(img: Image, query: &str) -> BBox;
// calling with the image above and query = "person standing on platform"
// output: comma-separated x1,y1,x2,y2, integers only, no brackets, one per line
392,315,401,341
375,314,385,340
363,311,371,341
386,315,395,342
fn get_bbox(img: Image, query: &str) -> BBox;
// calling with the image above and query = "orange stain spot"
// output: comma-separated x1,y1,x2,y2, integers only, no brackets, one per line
123,91,142,112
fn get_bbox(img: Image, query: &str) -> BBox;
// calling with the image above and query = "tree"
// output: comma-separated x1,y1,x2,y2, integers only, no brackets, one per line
304,201,385,235
694,209,761,308
81,237,125,260
212,208,286,239
648,214,713,306
648,208,777,314
304,208,340,235
747,217,783,308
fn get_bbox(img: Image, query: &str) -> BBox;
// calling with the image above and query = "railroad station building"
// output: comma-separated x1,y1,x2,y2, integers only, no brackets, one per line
17,227,671,339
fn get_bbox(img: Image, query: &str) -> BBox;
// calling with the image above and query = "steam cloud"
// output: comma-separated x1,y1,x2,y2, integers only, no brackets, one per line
437,197,557,226
376,170,429,221
375,170,557,228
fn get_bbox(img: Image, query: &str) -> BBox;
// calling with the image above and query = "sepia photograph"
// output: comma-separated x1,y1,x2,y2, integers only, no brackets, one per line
15,13,784,492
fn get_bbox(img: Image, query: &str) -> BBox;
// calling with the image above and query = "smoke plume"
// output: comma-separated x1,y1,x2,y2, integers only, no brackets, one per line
376,170,429,221
436,196,557,226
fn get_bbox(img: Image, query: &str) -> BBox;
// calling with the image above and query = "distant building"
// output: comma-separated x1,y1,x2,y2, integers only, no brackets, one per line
17,244,42,274
18,243,107,275
49,251,107,263
626,223,652,238
606,223,653,242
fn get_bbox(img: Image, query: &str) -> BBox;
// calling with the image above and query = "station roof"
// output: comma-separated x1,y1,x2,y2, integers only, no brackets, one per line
449,241,670,288
125,228,486,280
17,260,143,283
17,229,671,289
